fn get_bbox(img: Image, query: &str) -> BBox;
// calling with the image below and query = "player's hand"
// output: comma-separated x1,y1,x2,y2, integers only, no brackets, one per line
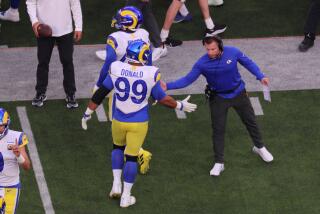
12,139,20,157
74,31,82,42
261,77,269,86
177,95,197,113
81,113,92,130
32,22,40,38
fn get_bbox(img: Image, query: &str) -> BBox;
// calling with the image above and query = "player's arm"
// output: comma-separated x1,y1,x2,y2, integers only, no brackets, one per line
96,37,118,88
82,75,114,130
13,134,31,170
151,80,197,112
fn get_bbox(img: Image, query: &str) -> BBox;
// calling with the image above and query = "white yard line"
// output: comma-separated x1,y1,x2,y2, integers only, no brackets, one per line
249,97,264,116
96,105,108,122
16,107,55,214
175,109,187,119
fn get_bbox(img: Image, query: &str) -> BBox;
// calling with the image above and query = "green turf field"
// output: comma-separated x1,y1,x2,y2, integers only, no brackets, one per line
0,0,315,47
1,90,320,213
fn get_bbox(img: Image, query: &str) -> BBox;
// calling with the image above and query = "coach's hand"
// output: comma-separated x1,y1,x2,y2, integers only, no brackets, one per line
176,95,197,113
81,113,91,130
261,77,270,86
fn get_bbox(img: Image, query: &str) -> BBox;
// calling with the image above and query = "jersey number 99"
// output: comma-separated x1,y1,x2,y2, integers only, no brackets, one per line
115,77,147,104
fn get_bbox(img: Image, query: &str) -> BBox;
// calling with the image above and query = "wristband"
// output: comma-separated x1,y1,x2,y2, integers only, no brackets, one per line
175,101,183,111
17,155,25,164
85,108,94,116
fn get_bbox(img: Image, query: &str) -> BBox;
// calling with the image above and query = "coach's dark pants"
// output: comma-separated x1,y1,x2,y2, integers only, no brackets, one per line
209,90,264,163
304,0,320,36
126,0,162,48
36,32,76,96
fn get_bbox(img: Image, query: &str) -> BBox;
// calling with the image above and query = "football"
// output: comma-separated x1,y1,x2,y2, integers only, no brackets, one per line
37,24,52,38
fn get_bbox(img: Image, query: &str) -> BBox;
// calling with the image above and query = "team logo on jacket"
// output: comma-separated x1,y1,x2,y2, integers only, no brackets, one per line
227,59,232,64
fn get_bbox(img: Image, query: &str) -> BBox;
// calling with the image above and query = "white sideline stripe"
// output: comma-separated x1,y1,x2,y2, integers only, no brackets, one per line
175,109,187,119
96,105,108,122
250,97,264,116
16,107,55,214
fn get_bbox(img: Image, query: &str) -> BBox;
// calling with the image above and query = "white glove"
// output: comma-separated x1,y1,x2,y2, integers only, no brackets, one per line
81,113,92,130
176,95,197,113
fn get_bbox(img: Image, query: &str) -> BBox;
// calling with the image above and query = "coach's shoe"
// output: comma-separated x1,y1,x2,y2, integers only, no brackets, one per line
138,148,152,174
32,93,47,107
66,95,79,109
205,24,227,36
95,50,106,61
0,8,20,22
252,146,273,162
173,12,192,23
109,182,122,198
152,45,167,62
298,33,315,52
208,0,224,6
165,37,183,47
120,194,136,208
210,163,224,176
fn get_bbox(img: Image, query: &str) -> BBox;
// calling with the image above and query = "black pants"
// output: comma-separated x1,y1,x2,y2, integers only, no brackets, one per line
126,0,162,48
304,0,320,36
209,90,264,163
36,32,76,96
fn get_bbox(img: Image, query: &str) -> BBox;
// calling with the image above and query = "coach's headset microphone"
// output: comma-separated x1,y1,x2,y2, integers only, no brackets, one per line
202,35,224,57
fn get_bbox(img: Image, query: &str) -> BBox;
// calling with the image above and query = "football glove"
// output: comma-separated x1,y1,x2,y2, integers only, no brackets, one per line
176,95,197,112
138,148,152,174
81,113,91,130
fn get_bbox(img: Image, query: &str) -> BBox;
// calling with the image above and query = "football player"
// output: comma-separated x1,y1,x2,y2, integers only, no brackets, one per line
0,108,31,214
94,6,153,175
0,0,20,22
81,41,197,208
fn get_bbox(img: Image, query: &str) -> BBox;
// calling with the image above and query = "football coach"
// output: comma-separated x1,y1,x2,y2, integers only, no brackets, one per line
162,35,274,176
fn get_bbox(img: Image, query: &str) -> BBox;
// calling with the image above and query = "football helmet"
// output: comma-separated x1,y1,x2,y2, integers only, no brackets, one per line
0,108,10,139
111,6,143,31
126,40,151,65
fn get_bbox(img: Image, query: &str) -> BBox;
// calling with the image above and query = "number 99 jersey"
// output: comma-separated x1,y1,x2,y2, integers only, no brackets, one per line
105,61,165,122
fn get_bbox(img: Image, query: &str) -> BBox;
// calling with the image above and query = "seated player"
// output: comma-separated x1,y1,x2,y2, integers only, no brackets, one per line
94,6,153,174
81,41,197,208
0,108,31,214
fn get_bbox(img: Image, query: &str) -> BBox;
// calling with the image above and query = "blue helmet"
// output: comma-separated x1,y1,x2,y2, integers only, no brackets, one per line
126,40,151,65
0,108,10,139
111,6,143,31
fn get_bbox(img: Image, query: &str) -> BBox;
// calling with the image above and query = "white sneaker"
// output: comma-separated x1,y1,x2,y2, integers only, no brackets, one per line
0,8,20,22
152,46,168,62
209,163,224,176
252,146,273,162
120,195,136,208
95,50,106,61
208,0,224,6
109,182,122,198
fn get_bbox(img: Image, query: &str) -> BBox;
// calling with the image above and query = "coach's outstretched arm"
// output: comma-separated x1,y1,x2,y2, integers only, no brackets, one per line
81,86,111,130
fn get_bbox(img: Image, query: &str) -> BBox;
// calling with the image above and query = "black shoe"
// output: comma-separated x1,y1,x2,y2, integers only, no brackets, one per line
32,93,47,107
298,34,315,52
66,95,79,109
164,37,183,47
205,24,227,36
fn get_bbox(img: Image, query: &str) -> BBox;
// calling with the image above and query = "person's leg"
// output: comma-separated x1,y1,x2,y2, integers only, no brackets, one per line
121,121,148,207
110,120,127,198
209,96,229,163
35,37,55,95
3,187,20,214
160,0,183,43
56,33,76,97
299,0,320,51
198,0,227,35
233,91,264,148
